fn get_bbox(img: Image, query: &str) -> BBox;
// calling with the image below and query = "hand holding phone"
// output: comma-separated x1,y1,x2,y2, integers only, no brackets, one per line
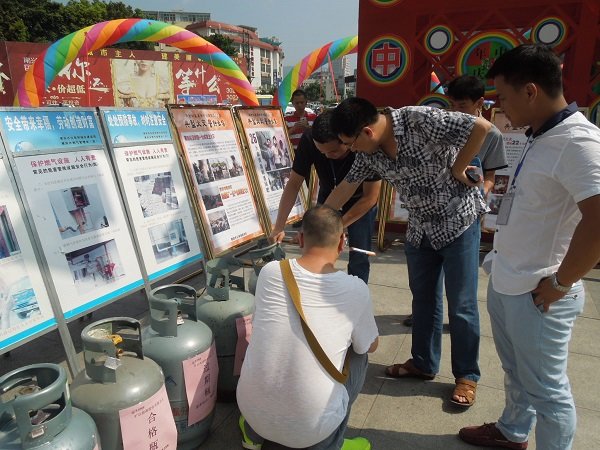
466,157,483,184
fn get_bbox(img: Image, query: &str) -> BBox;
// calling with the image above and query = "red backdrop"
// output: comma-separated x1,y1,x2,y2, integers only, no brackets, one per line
358,0,600,121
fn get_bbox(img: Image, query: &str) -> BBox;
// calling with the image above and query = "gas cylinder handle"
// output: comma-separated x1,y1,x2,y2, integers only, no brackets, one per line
0,364,71,447
81,317,144,383
150,284,198,336
248,242,285,273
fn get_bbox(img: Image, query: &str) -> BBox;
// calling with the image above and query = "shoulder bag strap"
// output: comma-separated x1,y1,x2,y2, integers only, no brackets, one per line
279,259,350,384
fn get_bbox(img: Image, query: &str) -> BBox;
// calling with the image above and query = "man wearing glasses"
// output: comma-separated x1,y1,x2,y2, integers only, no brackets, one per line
270,110,381,283
326,97,491,408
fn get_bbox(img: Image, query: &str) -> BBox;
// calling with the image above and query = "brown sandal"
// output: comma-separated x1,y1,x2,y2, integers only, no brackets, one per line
385,359,435,380
451,378,477,407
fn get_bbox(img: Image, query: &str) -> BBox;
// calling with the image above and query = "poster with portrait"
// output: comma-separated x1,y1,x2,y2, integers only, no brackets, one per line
234,107,306,226
100,109,204,281
483,109,529,230
111,59,174,108
170,106,264,258
0,157,55,352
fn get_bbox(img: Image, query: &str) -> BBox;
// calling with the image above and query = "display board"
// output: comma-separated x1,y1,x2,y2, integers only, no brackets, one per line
99,109,204,281
234,106,306,227
0,155,55,352
169,105,264,258
483,109,528,230
0,108,144,320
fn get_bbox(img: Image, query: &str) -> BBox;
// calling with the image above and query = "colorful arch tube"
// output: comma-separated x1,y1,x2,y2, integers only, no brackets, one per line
273,35,358,107
14,18,258,107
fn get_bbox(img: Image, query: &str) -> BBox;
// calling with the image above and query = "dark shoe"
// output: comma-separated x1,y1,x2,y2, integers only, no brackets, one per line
459,423,528,449
403,314,413,327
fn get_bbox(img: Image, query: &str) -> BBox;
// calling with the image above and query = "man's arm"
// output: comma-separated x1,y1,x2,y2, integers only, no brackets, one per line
483,170,496,196
533,194,600,311
341,180,382,228
324,180,361,210
269,170,305,243
451,116,492,185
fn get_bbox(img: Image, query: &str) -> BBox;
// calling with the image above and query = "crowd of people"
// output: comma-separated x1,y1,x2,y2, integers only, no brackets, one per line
235,44,600,450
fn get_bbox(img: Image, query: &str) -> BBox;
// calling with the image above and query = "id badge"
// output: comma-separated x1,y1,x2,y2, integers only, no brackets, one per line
496,192,514,225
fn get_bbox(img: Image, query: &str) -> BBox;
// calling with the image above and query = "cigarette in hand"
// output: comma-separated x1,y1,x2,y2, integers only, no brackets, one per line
349,247,376,256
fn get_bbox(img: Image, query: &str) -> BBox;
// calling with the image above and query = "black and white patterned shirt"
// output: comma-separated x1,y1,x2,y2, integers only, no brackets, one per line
346,106,488,250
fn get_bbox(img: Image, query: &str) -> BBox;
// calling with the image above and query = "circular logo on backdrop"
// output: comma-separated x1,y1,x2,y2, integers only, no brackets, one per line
424,25,454,56
369,0,403,6
417,93,451,109
531,17,567,47
364,36,410,85
456,31,520,95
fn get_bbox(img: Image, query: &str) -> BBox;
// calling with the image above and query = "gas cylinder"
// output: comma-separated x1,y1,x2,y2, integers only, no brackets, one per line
70,318,169,450
143,284,217,449
245,239,285,295
0,363,99,450
196,257,255,401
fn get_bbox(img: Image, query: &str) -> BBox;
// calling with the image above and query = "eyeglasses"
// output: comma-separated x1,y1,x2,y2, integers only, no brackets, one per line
340,128,363,149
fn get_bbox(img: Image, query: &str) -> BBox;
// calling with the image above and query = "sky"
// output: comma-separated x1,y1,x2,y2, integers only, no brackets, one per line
125,0,359,70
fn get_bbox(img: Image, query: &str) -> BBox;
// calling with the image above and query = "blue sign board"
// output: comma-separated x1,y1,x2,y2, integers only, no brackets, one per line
101,109,172,144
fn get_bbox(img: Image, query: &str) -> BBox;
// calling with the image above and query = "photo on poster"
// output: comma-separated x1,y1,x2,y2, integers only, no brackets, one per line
193,159,215,184
0,206,21,259
488,194,503,215
148,219,191,264
48,185,109,239
111,59,174,108
0,259,41,330
134,172,179,218
66,240,125,295
200,185,224,211
207,210,230,235
265,168,291,193
492,175,510,195
208,157,233,181
255,131,292,172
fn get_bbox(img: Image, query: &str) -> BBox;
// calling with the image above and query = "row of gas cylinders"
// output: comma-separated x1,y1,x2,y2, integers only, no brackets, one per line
0,244,285,449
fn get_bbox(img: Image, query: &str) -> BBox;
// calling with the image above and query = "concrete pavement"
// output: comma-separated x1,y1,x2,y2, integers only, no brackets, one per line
2,236,599,449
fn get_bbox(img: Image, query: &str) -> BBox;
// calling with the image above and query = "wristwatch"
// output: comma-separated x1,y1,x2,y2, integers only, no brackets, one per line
550,272,572,293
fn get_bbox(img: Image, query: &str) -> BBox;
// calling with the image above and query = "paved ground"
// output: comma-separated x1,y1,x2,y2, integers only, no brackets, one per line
2,235,599,449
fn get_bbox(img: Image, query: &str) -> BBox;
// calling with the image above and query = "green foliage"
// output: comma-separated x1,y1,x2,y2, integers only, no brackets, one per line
204,34,238,58
0,0,152,49
303,82,322,101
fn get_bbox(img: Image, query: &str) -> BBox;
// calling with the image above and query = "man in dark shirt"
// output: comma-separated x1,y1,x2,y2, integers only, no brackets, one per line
270,110,381,283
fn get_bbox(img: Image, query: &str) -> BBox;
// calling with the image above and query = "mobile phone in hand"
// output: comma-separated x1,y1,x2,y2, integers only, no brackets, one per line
466,156,483,183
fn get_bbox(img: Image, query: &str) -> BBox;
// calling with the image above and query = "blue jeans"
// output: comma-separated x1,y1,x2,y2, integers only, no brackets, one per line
346,206,377,284
488,278,584,450
243,348,369,450
404,220,481,381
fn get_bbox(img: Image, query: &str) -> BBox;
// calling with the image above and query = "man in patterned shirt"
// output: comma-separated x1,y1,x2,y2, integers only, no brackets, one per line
326,97,491,407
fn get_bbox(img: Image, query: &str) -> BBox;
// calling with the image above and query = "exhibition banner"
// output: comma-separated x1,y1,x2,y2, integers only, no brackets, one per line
102,110,172,144
483,109,528,230
0,109,102,153
235,107,305,226
170,106,264,257
101,109,203,280
0,157,55,351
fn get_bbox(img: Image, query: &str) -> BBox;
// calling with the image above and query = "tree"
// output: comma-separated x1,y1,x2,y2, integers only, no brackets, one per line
303,82,322,101
204,34,238,58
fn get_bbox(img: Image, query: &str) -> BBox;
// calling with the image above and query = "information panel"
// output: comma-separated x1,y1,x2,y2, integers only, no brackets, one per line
170,106,264,257
100,109,203,281
483,109,528,230
0,109,144,320
0,157,55,351
235,107,305,226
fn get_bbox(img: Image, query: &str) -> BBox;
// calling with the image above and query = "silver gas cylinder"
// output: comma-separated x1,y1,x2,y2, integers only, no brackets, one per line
143,284,217,449
70,318,166,450
0,363,99,449
196,257,254,401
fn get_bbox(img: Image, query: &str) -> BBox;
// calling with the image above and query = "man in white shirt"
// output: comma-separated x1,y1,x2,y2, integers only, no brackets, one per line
460,44,600,450
237,205,379,450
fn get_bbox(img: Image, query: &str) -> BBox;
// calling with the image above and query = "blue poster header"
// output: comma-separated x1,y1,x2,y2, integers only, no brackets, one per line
0,110,102,153
102,110,172,144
